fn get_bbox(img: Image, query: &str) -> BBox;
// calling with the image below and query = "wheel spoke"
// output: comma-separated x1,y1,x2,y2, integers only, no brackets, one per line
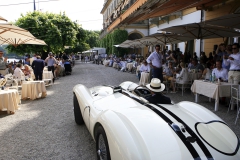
98,134,108,160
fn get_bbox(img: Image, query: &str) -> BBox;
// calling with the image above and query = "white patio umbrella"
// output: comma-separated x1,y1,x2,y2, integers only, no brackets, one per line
118,40,136,48
0,16,7,22
159,23,240,40
137,33,193,46
0,23,35,39
0,23,46,47
0,37,47,47
204,13,240,29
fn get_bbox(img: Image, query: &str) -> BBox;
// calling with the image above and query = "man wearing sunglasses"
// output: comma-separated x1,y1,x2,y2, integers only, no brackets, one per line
223,43,240,84
0,51,7,76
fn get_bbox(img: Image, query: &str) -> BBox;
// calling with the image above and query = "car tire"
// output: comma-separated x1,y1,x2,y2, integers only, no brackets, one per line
73,94,84,125
95,126,111,160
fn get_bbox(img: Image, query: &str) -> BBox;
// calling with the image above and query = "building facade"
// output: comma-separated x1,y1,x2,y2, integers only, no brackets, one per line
101,0,240,57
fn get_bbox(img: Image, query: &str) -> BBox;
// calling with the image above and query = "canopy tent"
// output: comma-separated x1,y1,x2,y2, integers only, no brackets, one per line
204,13,240,29
159,22,240,40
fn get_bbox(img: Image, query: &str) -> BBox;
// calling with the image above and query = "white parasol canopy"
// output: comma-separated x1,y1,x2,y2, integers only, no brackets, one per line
204,13,240,29
0,23,46,47
159,23,240,40
0,16,7,22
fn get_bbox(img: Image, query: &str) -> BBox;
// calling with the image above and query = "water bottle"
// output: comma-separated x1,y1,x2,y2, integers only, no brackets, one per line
212,73,216,82
210,74,212,82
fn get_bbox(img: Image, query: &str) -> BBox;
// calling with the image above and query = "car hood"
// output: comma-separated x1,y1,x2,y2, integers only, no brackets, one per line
93,93,240,159
93,93,198,159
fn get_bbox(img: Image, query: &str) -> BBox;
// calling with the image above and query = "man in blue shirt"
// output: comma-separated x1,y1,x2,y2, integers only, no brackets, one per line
45,52,57,78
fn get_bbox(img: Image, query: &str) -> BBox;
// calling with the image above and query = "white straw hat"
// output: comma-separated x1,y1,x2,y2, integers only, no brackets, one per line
146,78,165,92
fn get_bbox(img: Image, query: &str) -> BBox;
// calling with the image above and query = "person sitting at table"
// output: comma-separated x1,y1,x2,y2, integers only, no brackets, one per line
212,60,228,82
189,58,204,72
13,63,25,84
23,64,31,78
170,62,189,93
163,62,175,82
119,59,127,72
139,59,150,81
201,62,212,80
58,58,66,76
7,62,14,74
145,78,171,104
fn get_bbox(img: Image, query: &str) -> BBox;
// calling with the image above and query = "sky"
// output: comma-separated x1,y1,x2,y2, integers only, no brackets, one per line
0,0,104,31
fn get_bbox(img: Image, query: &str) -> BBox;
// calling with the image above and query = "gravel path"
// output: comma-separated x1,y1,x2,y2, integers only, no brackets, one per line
0,61,239,160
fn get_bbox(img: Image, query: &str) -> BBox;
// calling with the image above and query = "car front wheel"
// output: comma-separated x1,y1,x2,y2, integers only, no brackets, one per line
95,126,111,160
73,94,84,125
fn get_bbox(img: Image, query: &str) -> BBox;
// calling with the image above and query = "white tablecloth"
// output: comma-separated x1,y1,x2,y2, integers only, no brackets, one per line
191,80,237,111
126,63,133,71
112,62,118,68
43,71,53,79
0,89,20,114
103,60,110,66
139,72,150,86
21,81,47,100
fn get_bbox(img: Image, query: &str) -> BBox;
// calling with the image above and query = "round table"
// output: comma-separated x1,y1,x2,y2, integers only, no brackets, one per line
43,71,53,79
0,89,20,114
21,81,47,100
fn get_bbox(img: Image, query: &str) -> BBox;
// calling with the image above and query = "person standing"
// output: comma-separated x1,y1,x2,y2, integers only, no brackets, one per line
0,51,7,76
32,56,45,80
223,43,240,84
147,45,163,82
45,52,57,78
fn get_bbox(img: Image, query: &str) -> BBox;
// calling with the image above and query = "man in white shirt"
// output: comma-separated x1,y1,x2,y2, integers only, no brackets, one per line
147,45,163,82
223,43,240,84
13,63,25,83
139,60,151,73
212,60,228,82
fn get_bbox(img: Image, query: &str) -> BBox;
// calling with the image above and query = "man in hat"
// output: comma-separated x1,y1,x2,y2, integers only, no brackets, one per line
145,78,172,104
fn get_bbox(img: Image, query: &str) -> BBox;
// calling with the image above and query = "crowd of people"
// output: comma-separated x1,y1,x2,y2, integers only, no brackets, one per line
99,43,240,94
0,51,76,84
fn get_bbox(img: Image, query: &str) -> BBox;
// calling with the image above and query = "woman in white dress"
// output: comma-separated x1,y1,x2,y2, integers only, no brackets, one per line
13,63,25,84
170,62,189,93
201,62,212,80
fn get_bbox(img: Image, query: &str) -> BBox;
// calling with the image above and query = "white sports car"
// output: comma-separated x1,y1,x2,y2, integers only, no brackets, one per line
73,81,240,160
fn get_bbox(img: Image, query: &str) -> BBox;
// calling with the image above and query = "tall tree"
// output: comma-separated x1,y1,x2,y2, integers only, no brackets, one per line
7,11,77,58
